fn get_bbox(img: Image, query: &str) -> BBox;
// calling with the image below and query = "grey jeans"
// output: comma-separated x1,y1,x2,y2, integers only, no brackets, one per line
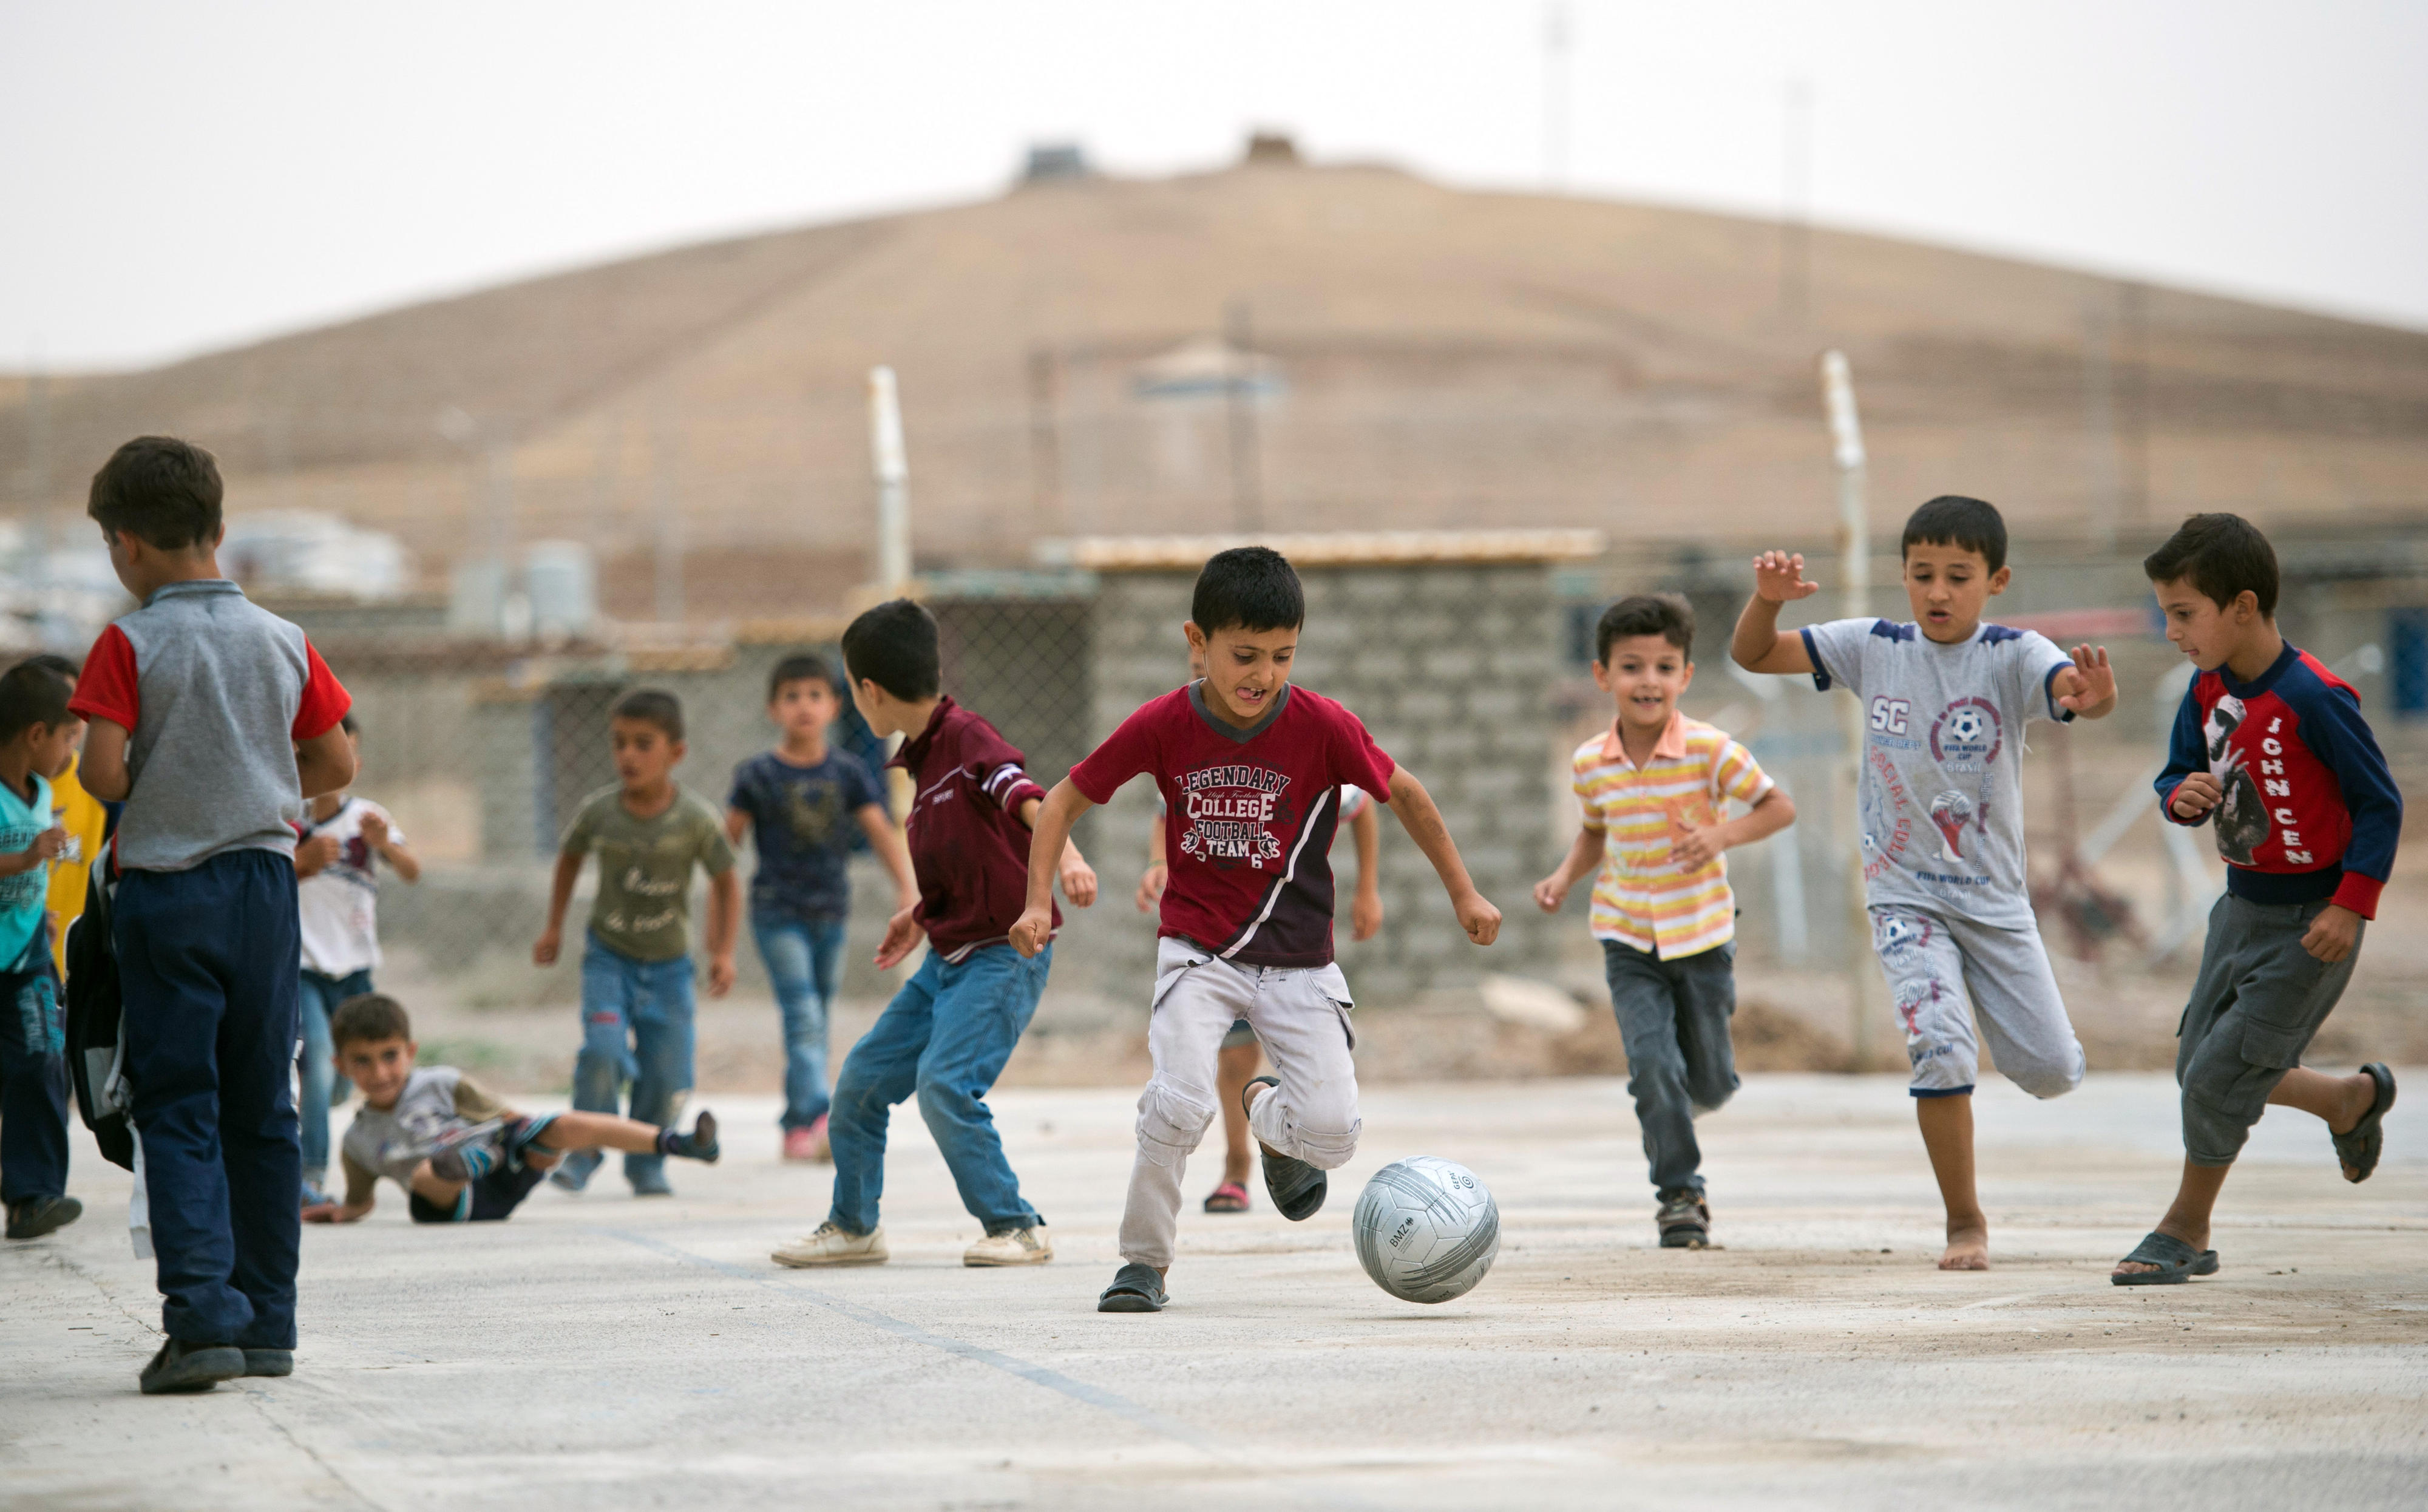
1602,938,1738,1198
2179,893,2362,1167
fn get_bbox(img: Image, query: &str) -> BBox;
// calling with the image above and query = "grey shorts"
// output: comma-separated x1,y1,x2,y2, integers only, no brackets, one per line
2179,893,2362,1167
1220,1017,1258,1051
1870,906,2084,1100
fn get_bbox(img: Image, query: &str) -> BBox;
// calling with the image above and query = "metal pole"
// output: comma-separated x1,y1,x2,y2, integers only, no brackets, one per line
1821,350,1881,1068
869,365,911,594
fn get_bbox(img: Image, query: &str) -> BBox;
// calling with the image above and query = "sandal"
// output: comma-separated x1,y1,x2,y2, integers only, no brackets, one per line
2111,1229,2219,1287
2333,1063,2396,1184
1097,1262,1168,1313
1241,1075,1326,1221
1202,1181,1251,1213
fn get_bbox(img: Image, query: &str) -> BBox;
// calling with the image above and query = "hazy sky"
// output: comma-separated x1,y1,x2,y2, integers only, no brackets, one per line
5,1,2424,369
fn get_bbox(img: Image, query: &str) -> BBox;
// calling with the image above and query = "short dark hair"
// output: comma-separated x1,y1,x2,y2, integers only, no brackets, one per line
611,687,684,742
0,661,73,744
1901,495,2007,574
329,992,413,1049
768,653,840,701
1191,546,1303,635
21,653,78,683
87,436,224,552
1595,593,1695,663
841,599,942,702
2144,513,2278,617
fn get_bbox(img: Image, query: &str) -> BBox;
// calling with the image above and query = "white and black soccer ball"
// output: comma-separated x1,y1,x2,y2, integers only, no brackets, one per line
1352,1156,1500,1304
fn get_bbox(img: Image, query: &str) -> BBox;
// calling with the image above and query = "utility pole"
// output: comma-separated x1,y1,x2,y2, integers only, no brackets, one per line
1224,303,1263,534
1782,79,1813,328
1821,350,1882,1068
1542,1,1571,189
869,366,912,594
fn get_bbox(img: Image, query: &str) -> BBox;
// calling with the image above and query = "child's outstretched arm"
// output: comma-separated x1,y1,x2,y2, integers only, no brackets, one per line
532,850,583,965
1533,824,1605,913
1731,551,1822,674
855,802,920,918
304,1164,378,1224
1383,765,1501,945
2050,644,2118,720
1010,781,1094,957
1349,799,1384,941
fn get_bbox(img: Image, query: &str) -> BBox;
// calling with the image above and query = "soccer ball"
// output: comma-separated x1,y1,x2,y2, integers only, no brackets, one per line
1351,1156,1501,1304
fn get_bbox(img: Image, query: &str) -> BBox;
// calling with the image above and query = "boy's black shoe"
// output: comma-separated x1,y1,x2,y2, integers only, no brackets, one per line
1656,1188,1711,1249
659,1110,720,1163
1241,1075,1326,1221
140,1338,245,1395
5,1195,82,1239
242,1349,294,1377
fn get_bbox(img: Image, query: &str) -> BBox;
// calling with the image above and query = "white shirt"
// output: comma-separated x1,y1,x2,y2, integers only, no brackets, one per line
297,797,404,976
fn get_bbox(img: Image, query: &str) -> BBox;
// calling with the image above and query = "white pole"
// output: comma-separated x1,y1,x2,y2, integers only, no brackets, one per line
1820,350,1881,1068
869,366,912,594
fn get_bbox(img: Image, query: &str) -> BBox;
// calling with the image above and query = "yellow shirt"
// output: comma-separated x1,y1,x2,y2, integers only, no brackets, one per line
46,754,110,977
1573,711,1772,960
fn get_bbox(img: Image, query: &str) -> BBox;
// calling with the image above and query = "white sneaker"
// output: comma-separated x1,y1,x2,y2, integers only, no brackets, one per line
963,1226,1053,1267
771,1222,888,1267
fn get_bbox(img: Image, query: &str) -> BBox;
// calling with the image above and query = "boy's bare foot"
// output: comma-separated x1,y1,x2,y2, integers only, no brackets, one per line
1939,1225,1990,1270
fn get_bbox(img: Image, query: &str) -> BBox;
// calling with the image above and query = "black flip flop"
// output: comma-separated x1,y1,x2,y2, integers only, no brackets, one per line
1097,1262,1168,1313
2111,1229,2219,1286
2333,1063,2396,1184
1241,1074,1326,1221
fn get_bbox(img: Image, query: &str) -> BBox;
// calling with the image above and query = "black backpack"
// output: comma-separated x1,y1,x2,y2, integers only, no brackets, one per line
63,843,134,1171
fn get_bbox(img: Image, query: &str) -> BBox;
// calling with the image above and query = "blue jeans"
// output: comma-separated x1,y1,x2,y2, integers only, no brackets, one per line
1603,938,1739,1198
295,968,372,1185
828,942,1050,1236
116,851,302,1350
751,911,847,1130
0,929,66,1207
567,933,697,1185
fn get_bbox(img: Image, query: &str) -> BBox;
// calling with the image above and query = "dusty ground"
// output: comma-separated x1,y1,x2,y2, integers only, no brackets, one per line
5,1072,2423,1510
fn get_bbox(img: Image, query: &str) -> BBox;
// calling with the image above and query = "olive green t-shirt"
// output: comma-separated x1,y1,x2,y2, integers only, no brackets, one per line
560,783,736,962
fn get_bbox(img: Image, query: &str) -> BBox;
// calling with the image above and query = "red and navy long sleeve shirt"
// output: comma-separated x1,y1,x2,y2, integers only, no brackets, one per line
2157,643,2401,918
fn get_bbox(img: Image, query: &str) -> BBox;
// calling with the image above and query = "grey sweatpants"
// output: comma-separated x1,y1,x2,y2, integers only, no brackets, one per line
2179,894,2362,1167
1119,937,1360,1269
1870,906,2085,1100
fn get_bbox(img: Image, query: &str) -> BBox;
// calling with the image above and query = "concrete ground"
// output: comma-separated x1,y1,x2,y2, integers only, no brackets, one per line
5,1071,2424,1511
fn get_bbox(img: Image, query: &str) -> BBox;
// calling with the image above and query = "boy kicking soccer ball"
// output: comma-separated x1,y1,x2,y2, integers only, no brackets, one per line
305,994,719,1226
1012,546,1502,1314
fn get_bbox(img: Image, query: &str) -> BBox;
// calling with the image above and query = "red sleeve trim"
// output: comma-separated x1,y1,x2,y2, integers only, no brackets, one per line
66,625,140,731
292,640,352,741
2332,872,2382,921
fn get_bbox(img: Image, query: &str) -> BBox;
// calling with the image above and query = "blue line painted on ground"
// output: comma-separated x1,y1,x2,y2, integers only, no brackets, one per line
597,1228,1226,1457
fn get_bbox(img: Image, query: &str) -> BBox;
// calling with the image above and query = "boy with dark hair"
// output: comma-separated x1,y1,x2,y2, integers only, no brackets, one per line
70,435,358,1393
305,994,719,1226
2113,513,2401,1284
22,653,108,983
291,711,422,1205
1734,495,2115,1270
1534,593,1795,1248
1015,546,1504,1314
0,660,84,1242
770,599,1096,1269
533,687,739,1197
726,653,915,1162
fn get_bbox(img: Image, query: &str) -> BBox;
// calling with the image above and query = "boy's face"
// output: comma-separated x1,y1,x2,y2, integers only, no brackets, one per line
337,1035,416,1110
2154,577,2259,671
611,717,683,790
1902,541,2009,643
770,678,837,742
1595,634,1694,732
1185,621,1298,730
29,718,85,782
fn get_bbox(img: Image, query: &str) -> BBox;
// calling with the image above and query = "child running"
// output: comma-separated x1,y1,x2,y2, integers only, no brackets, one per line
1012,546,1502,1314
2112,514,2401,1285
725,654,916,1164
0,660,83,1242
533,688,739,1198
305,994,719,1226
1732,495,2114,1270
1533,594,1795,1249
770,600,1096,1270
293,713,422,1206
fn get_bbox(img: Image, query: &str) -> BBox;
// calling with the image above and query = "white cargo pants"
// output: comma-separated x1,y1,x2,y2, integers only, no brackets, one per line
1118,937,1361,1269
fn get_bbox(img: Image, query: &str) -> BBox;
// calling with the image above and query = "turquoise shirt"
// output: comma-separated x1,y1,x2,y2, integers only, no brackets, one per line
0,770,55,971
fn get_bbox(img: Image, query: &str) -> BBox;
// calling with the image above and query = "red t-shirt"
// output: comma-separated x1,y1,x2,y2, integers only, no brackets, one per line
890,697,1053,961
1070,682,1395,968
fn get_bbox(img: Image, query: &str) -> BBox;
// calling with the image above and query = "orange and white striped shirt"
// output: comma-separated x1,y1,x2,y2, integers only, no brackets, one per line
1573,711,1774,959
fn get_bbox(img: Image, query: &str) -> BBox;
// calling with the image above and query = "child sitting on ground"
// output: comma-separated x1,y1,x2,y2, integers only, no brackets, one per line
1533,594,1795,1249
305,993,719,1226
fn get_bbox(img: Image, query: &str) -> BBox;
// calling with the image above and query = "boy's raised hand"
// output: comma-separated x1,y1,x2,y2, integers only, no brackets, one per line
1752,551,1820,603
2056,643,2117,715
873,903,924,970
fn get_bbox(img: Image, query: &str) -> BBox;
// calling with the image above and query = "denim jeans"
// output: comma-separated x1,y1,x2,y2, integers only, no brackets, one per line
751,910,848,1130
295,967,372,1185
1603,938,1739,1198
828,942,1050,1236
566,932,696,1185
0,931,67,1207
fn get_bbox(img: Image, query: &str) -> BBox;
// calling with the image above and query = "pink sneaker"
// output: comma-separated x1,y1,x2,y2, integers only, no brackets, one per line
784,1117,831,1163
